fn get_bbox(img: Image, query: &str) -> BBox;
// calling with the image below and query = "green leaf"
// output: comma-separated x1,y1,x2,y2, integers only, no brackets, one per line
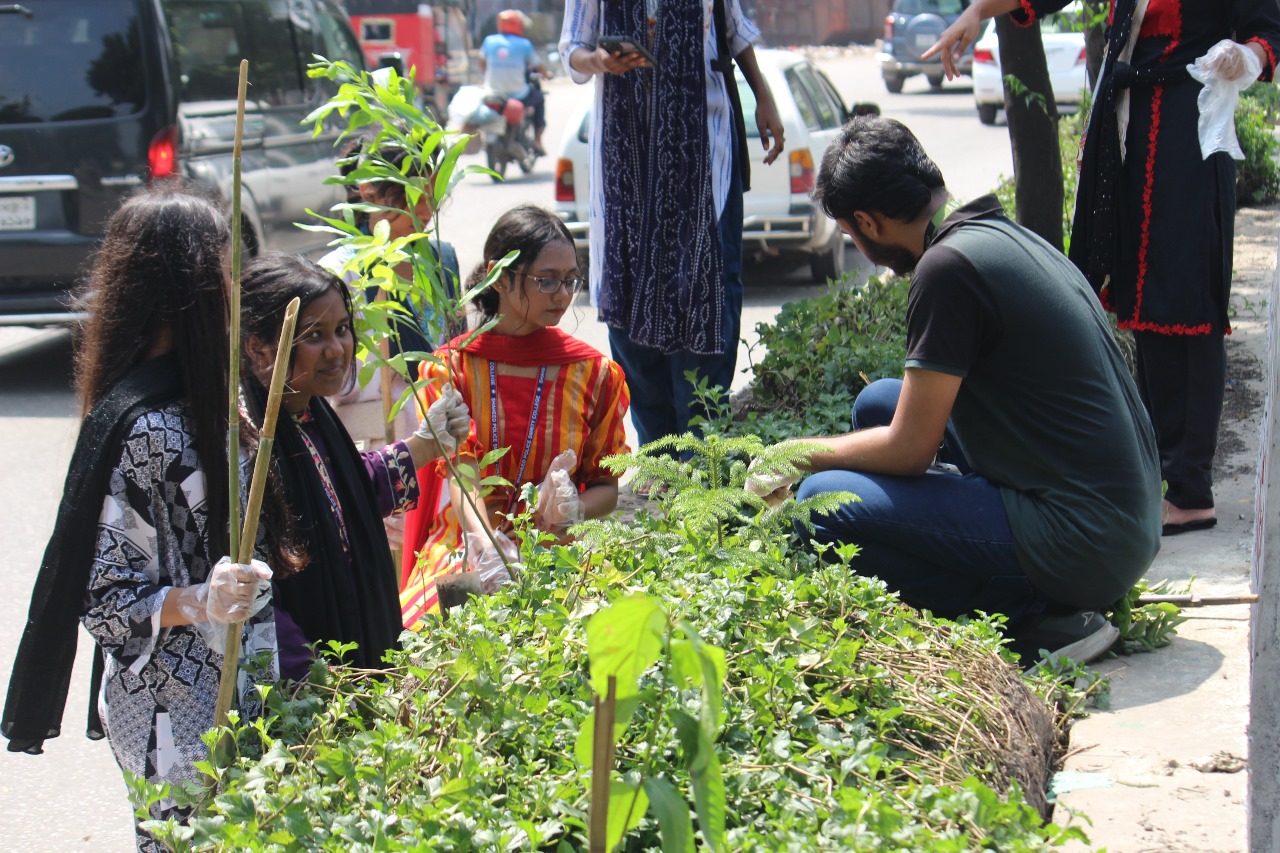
586,595,665,699
607,780,648,851
690,751,727,852
643,776,696,853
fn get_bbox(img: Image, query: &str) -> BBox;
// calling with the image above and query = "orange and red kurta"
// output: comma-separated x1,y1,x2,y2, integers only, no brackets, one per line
399,327,630,627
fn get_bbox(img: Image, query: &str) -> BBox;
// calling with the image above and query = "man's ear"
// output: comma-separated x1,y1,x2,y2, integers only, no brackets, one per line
851,210,880,239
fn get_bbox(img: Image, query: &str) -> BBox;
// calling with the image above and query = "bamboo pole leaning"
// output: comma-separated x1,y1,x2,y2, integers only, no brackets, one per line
228,60,248,613
214,297,301,729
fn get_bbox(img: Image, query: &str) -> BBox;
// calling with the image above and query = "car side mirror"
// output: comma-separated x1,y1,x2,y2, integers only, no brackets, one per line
852,102,882,118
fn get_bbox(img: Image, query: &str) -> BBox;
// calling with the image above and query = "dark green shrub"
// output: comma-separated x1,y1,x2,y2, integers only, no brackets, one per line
1236,83,1280,205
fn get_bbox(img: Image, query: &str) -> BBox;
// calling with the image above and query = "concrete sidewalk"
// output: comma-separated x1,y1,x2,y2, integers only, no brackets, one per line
1053,201,1280,852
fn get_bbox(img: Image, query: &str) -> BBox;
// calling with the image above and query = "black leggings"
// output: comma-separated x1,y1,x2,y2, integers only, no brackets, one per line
1132,330,1226,510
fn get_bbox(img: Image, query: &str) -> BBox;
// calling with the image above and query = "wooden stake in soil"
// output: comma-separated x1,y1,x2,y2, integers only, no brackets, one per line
589,676,618,853
213,297,301,730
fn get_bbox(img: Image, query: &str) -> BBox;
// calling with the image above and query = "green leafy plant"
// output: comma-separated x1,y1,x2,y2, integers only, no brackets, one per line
1108,578,1189,653
1236,83,1280,205
138,443,1092,851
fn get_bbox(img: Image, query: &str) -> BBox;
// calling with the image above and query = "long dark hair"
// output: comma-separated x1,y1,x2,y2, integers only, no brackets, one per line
75,187,233,557
239,253,357,393
469,204,576,324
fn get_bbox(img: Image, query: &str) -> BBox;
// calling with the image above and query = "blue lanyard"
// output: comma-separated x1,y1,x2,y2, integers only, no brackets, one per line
489,361,548,517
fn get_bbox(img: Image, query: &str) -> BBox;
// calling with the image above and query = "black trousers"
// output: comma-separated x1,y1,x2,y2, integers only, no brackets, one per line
1133,331,1226,510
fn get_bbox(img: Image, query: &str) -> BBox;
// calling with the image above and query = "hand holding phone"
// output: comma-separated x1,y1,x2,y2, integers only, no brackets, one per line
598,35,657,67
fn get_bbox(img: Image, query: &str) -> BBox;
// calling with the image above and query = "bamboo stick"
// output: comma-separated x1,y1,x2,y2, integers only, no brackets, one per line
589,676,617,853
228,59,248,591
213,297,301,730
1137,593,1260,607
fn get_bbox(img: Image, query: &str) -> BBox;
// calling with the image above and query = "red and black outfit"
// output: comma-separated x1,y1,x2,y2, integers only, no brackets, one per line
1014,0,1280,511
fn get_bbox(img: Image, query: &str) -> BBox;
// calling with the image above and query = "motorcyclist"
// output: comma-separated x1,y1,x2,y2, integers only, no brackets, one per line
479,9,553,154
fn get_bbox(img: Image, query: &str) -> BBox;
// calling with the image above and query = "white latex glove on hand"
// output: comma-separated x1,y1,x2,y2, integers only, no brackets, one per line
415,383,470,455
745,459,800,507
172,558,273,652
1188,40,1264,160
465,530,522,594
535,450,583,532
1201,39,1261,82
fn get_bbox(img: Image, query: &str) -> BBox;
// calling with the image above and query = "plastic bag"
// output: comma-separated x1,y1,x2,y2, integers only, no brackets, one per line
1187,39,1263,160
447,85,502,131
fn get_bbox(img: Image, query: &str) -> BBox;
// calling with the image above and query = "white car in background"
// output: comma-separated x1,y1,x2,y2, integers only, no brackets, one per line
553,48,856,283
972,2,1089,125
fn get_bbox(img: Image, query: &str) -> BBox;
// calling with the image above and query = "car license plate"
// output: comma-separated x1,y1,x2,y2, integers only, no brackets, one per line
0,196,35,230
915,33,936,51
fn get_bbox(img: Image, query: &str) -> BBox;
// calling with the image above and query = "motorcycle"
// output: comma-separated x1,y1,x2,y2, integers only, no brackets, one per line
446,72,544,182
479,92,539,182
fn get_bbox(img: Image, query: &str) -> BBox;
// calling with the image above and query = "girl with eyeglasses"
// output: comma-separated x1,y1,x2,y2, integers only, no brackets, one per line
399,205,631,627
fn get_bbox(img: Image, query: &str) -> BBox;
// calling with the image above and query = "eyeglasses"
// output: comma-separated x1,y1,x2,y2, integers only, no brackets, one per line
519,273,585,294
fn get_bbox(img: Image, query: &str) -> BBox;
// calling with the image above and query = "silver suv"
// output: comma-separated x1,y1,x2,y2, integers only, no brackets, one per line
877,0,973,93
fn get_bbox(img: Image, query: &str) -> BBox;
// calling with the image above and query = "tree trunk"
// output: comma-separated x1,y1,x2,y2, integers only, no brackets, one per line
1083,0,1107,88
996,15,1064,251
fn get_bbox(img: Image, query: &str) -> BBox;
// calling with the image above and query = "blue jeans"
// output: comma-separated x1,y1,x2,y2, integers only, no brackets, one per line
609,150,744,448
796,379,1048,624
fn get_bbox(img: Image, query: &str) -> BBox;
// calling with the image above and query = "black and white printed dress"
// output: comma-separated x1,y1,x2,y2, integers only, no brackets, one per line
80,402,277,852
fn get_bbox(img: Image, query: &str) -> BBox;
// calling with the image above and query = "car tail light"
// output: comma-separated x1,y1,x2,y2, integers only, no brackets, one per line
974,47,995,64
789,149,814,195
148,126,178,180
555,158,575,202
883,15,894,40
1077,46,1087,65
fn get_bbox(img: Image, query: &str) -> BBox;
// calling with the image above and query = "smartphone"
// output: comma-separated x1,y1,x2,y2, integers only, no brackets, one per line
598,35,657,67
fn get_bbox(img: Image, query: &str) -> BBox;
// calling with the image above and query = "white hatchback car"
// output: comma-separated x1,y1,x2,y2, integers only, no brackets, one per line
553,48,855,282
972,2,1089,125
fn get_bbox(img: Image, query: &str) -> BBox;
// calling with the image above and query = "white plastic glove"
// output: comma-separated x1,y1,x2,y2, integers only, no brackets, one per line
1188,40,1263,160
171,558,273,652
415,383,470,455
745,458,800,507
465,530,522,594
535,450,583,531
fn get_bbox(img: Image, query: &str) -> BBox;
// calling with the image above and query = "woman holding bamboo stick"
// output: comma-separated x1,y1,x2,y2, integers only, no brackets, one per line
239,254,470,677
399,206,631,627
1,189,297,851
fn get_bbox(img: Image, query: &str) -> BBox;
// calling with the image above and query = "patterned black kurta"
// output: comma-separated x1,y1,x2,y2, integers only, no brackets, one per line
1017,0,1280,334
80,403,277,852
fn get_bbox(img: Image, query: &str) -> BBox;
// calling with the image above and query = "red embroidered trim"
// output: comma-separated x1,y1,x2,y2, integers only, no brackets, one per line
1012,0,1036,27
1248,37,1278,82
1133,85,1164,325
1140,0,1181,41
1117,318,1215,336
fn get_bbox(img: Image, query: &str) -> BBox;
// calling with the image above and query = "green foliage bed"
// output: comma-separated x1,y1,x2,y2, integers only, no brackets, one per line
143,442,1084,851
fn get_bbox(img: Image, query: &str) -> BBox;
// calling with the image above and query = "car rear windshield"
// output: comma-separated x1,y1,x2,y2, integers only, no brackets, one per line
894,0,967,14
0,0,147,124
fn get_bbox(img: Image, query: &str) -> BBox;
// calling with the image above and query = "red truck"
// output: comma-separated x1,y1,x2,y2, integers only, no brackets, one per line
346,0,471,113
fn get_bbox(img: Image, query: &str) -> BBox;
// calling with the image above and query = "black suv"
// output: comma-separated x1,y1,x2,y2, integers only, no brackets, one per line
877,0,974,93
0,0,365,326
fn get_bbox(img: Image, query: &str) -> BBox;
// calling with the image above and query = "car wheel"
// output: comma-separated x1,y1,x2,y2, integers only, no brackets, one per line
883,72,905,94
926,73,945,89
810,231,845,283
977,103,999,125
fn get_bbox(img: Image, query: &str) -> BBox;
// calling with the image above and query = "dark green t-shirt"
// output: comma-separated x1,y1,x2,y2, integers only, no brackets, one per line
905,197,1162,607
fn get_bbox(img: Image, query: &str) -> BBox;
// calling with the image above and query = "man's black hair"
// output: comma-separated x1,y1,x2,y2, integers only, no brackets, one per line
813,115,945,224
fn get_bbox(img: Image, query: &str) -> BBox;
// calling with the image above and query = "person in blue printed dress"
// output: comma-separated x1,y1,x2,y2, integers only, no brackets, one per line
559,0,784,457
